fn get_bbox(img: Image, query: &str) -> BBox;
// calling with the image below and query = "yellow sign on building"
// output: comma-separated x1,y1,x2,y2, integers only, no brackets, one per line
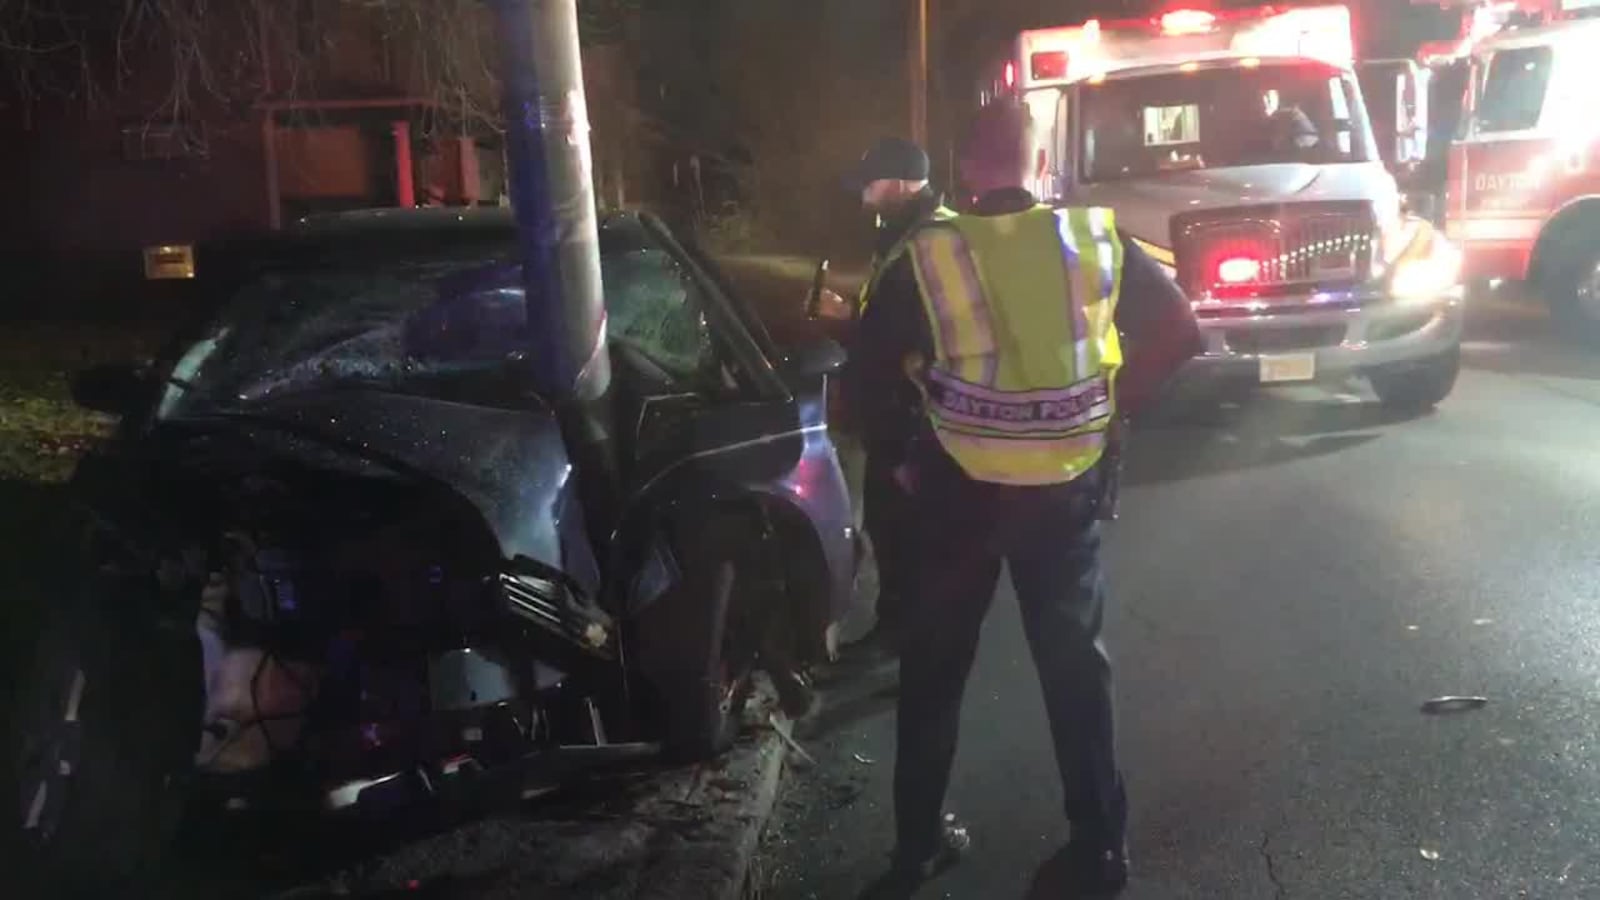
143,244,196,280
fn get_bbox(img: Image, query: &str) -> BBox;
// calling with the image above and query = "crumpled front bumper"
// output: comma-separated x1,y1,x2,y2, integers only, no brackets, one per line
1179,287,1464,384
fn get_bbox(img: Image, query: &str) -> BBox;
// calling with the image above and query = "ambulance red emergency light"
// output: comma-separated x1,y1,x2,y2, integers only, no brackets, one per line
973,4,1466,412
1427,0,1600,336
1009,6,1354,93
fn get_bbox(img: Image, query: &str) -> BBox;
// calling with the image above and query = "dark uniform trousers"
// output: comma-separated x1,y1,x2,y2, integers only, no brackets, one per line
894,459,1128,860
862,452,912,634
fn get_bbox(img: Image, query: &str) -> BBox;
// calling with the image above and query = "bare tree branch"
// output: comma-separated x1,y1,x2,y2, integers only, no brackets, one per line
0,0,647,130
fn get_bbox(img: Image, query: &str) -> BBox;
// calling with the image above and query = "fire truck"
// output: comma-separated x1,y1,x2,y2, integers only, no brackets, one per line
1417,0,1600,336
975,5,1464,412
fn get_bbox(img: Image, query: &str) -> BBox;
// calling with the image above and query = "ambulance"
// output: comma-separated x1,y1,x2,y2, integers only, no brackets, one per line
976,5,1464,411
1423,0,1600,337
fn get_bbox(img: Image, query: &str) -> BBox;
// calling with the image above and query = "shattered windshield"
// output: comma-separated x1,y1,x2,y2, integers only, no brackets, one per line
1080,62,1375,181
158,246,520,418
157,222,718,419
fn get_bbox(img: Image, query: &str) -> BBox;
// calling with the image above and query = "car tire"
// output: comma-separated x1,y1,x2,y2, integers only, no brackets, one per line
1370,346,1460,414
633,516,759,763
7,583,199,898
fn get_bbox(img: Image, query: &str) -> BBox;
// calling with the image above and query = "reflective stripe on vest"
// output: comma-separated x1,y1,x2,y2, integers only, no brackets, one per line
907,205,1124,486
857,205,958,314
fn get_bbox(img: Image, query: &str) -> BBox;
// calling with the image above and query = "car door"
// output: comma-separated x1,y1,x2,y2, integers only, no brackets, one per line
597,215,807,500
597,214,855,636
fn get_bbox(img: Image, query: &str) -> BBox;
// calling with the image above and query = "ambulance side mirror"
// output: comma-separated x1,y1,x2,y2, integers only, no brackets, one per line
1397,68,1430,167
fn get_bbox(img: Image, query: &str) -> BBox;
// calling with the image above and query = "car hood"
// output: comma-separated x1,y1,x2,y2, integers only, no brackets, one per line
1072,163,1396,251
167,389,600,592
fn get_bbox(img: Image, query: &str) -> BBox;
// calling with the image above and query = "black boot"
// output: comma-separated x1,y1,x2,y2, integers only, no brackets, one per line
858,814,970,898
1031,839,1129,897
850,617,903,660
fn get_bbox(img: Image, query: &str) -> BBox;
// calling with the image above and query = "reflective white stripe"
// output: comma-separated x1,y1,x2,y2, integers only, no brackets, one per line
1454,217,1542,242
1085,209,1117,376
927,370,1112,436
913,228,1000,386
947,236,1001,386
1052,211,1093,375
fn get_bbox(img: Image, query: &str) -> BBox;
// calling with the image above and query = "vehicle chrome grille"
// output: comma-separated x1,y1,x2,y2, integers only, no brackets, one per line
501,572,616,659
1173,202,1376,300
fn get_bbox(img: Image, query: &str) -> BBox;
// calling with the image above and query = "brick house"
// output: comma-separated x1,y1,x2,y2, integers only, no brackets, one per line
0,4,639,316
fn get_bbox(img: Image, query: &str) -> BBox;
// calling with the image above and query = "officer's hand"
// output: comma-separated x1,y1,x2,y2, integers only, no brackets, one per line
814,287,853,321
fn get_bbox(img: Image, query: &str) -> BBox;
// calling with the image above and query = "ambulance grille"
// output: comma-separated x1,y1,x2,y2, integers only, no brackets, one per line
1172,202,1377,299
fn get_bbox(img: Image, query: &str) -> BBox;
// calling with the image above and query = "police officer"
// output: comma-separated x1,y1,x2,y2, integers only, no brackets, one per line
845,99,1202,895
837,137,955,659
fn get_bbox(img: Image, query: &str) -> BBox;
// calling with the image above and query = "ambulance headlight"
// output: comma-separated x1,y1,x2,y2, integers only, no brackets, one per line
1388,240,1462,303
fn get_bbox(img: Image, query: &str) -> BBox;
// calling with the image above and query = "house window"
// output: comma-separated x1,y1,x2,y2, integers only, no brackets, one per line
121,121,208,161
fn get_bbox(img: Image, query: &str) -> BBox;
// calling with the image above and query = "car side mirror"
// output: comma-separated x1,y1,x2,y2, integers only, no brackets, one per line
780,336,847,381
71,362,147,416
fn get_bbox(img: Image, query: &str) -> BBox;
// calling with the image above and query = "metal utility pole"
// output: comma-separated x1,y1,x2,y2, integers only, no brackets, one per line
910,0,929,145
488,0,619,523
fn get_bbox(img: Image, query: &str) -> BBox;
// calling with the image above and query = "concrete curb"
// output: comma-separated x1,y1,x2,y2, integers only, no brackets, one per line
634,725,789,900
257,693,794,900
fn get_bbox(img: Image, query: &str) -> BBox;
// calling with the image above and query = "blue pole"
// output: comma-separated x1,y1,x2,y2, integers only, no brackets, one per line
490,0,611,404
489,0,618,532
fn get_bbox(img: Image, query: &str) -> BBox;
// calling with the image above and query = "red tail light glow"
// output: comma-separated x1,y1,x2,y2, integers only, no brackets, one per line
1217,256,1263,284
1030,51,1070,80
1160,9,1217,35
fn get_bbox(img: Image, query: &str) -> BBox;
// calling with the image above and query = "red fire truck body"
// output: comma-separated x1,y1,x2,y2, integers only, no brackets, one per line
1426,0,1600,328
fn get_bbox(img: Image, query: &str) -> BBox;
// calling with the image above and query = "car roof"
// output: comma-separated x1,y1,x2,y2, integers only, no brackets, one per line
288,205,518,236
202,206,653,265
286,205,650,238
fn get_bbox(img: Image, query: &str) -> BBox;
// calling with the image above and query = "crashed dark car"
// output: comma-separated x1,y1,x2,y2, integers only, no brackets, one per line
9,208,857,893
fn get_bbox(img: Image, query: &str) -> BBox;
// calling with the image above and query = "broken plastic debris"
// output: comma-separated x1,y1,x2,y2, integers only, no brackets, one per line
1420,848,1441,861
853,753,875,765
1421,696,1488,715
768,712,817,767
1472,618,1494,626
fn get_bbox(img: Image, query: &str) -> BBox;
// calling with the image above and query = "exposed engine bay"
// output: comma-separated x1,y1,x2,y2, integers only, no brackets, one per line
123,432,586,794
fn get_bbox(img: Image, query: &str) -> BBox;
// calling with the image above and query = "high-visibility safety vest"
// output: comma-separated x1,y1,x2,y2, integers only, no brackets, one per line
857,205,958,314
906,205,1125,486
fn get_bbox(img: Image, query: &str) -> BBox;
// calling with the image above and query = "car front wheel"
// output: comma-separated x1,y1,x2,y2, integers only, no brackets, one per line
631,513,762,762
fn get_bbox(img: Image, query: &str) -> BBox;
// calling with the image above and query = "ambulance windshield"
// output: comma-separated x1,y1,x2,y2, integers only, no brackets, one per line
1079,61,1373,182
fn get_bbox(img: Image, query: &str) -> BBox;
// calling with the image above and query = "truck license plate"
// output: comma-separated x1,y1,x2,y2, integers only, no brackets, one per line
1259,353,1316,383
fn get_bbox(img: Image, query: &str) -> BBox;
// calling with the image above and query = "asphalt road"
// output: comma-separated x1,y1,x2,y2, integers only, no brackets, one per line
756,294,1600,899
